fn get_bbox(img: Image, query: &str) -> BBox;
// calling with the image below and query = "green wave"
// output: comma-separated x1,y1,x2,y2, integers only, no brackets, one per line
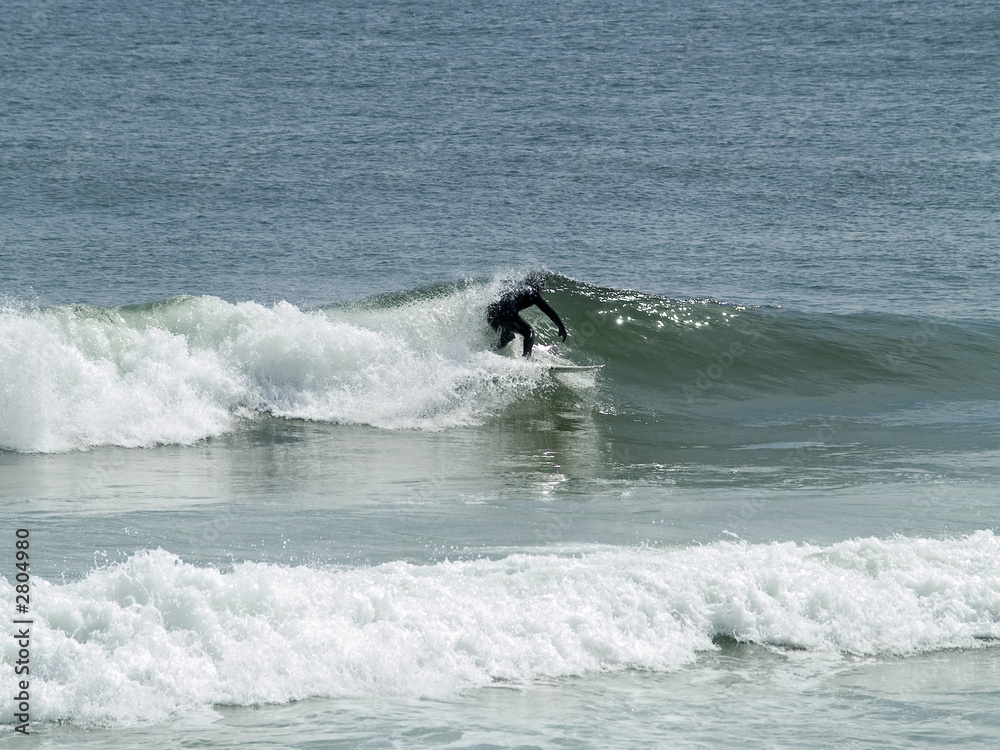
537,275,999,407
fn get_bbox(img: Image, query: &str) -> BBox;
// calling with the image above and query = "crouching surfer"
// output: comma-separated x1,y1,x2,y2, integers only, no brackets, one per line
487,274,567,357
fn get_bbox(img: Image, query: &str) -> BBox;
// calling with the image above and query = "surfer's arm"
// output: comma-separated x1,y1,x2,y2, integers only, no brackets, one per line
535,296,567,341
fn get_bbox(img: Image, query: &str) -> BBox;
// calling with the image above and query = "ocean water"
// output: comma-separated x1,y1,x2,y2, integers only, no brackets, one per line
2,0,999,747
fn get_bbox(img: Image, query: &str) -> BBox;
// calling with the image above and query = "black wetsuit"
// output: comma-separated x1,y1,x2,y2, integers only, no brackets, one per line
487,285,567,357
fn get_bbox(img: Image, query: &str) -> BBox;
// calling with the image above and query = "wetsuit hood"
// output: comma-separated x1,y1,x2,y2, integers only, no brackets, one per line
524,271,547,293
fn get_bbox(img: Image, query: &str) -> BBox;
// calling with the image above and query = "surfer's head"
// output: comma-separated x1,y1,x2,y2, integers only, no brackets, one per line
524,271,547,293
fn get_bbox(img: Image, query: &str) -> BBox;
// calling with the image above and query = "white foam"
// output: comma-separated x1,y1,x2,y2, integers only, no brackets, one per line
0,303,242,452
0,289,548,451
2,532,999,727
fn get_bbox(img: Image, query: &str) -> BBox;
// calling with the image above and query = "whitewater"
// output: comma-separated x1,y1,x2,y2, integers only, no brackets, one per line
4,534,1000,729
0,282,547,451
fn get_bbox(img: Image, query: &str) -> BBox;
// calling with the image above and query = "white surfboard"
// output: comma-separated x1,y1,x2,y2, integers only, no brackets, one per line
526,345,602,373
547,364,603,372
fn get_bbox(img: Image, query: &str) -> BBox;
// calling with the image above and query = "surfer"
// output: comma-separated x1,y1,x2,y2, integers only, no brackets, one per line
487,274,567,357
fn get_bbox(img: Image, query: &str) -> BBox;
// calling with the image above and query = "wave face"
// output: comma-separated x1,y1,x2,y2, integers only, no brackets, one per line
2,532,999,727
2,275,997,451
543,276,999,407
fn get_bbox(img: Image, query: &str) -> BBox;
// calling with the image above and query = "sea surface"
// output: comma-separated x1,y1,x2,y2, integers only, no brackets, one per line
2,0,999,747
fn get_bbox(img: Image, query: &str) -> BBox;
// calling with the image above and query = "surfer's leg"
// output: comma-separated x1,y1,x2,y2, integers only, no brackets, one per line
488,303,516,352
489,307,533,355
521,329,535,357
494,327,516,351
509,315,534,357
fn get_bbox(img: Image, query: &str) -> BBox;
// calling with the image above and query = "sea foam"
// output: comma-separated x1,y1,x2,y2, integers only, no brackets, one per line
0,288,545,452
2,532,999,727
